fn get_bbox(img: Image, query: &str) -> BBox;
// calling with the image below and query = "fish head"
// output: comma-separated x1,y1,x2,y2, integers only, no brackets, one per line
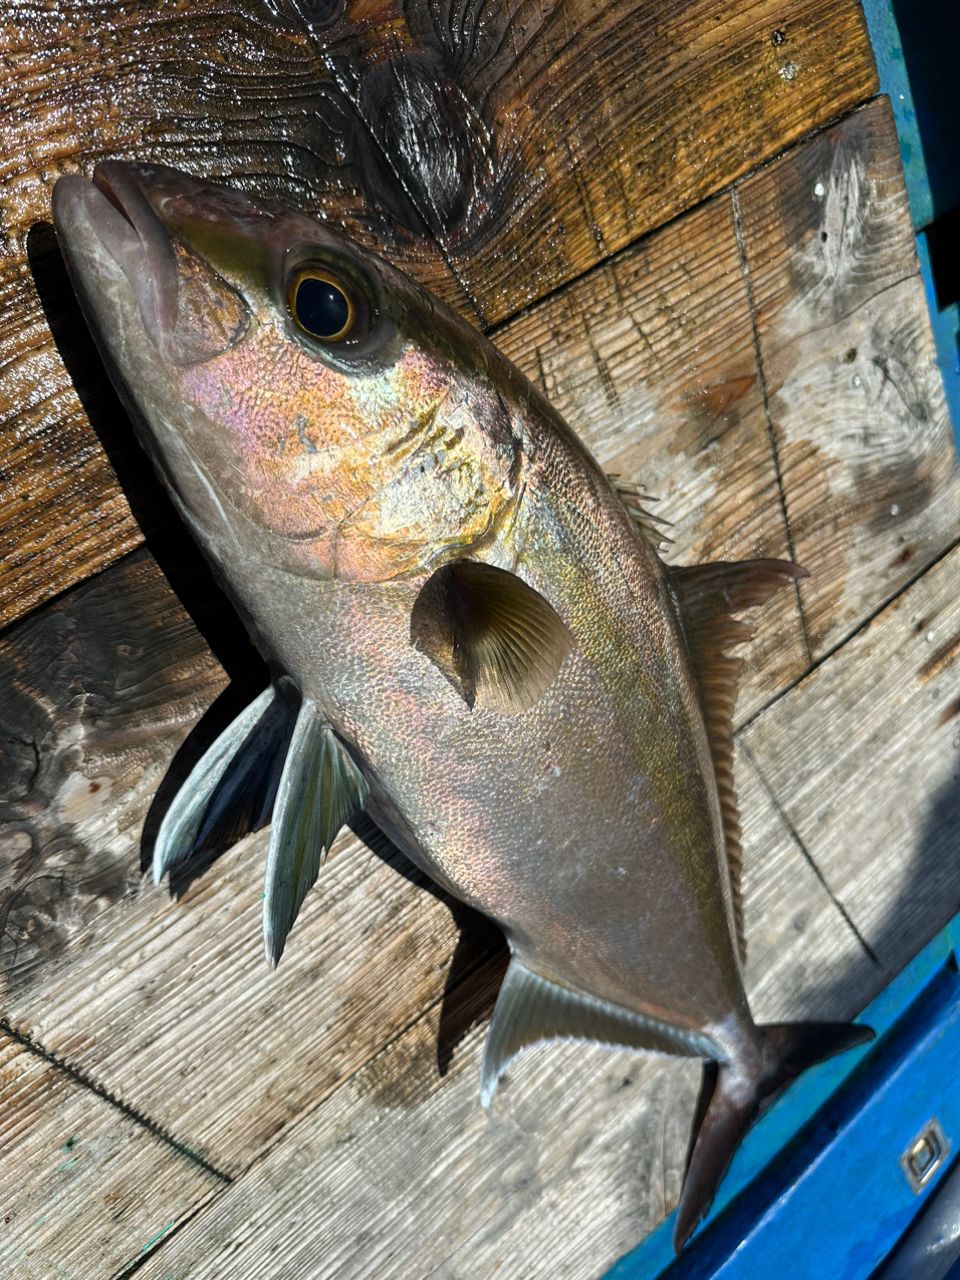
52,163,523,581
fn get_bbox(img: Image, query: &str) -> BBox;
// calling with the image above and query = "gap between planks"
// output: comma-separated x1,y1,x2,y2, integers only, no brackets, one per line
0,1016,232,1185
730,183,814,665
735,531,960,736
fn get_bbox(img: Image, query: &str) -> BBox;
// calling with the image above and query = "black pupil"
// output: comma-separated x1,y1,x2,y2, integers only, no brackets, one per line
295,276,350,338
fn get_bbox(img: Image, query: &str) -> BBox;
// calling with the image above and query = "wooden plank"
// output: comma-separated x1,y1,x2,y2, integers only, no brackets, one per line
129,752,878,1280
442,0,877,323
741,542,960,976
0,1031,221,1279
496,193,807,716
0,0,877,627
735,97,960,657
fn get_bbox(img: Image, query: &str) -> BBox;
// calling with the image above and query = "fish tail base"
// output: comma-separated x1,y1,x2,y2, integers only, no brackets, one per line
673,1018,874,1253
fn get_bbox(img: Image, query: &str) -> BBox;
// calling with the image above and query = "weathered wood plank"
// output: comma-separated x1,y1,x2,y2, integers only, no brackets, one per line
0,1031,221,1279
442,0,877,323
128,753,878,1280
735,97,960,657
496,193,807,715
1,0,877,626
742,542,960,975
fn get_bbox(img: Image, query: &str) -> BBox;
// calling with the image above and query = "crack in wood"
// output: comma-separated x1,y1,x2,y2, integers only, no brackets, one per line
735,532,960,736
739,743,882,969
730,185,813,666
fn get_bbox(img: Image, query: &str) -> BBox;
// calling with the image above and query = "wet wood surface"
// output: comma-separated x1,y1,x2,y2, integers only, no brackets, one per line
0,0,878,627
0,0,955,1257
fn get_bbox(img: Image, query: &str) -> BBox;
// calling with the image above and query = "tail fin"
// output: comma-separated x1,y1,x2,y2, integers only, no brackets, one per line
673,1019,874,1252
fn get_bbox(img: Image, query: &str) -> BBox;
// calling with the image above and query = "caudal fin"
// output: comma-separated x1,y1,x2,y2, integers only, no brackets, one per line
673,1019,874,1252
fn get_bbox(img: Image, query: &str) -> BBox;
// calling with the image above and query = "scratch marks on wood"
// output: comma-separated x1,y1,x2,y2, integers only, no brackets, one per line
734,99,960,659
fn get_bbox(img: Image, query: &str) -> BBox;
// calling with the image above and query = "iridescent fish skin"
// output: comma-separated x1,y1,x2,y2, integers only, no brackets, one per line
52,164,871,1250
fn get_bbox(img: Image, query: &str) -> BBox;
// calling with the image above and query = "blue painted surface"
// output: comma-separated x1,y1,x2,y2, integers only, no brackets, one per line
860,2,932,231
860,0,960,449
605,919,960,1279
918,231,960,446
860,0,960,232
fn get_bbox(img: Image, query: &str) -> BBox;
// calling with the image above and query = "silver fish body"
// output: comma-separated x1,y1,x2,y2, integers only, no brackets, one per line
52,162,872,1249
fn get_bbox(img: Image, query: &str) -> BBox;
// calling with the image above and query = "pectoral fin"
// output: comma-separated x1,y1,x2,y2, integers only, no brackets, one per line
152,684,295,886
480,957,718,1106
411,560,573,714
263,699,369,967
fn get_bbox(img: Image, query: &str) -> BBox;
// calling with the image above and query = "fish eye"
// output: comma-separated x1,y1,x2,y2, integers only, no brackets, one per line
288,269,357,342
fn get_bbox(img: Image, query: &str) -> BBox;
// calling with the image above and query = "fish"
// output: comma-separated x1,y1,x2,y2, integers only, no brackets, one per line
52,162,873,1250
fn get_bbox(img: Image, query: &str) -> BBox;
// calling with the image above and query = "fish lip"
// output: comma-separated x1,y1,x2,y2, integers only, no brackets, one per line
52,162,181,348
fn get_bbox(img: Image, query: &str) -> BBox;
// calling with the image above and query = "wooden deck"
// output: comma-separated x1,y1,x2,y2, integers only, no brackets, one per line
1,3,958,1277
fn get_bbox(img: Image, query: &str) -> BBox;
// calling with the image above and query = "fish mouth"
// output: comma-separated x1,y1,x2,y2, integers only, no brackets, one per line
53,163,182,347
52,162,253,365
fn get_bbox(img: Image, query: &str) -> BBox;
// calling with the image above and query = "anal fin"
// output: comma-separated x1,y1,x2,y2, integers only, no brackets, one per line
480,956,718,1106
262,699,369,967
671,559,806,962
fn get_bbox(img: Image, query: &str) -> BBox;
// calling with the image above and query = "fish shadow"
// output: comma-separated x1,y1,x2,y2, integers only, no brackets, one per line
839,761,960,1010
350,812,508,1075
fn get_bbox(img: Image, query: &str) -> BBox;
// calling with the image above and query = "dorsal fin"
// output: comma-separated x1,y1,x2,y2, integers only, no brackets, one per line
480,956,718,1106
411,560,573,715
671,559,807,962
608,475,673,549
263,699,369,967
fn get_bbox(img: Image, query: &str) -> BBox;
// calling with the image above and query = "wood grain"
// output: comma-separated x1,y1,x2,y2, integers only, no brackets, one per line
0,1030,220,1279
1,0,877,626
128,753,877,1280
735,98,960,657
742,542,960,975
